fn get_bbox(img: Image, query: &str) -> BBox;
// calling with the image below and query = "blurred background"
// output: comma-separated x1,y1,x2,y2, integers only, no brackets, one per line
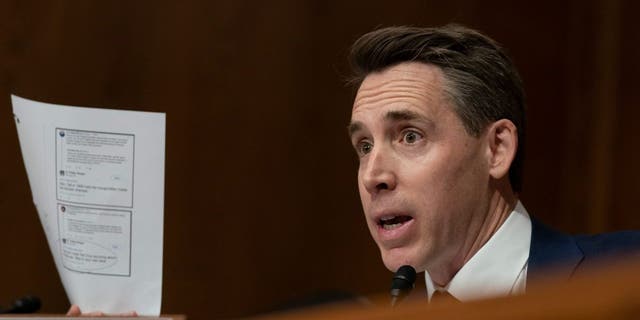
0,0,639,319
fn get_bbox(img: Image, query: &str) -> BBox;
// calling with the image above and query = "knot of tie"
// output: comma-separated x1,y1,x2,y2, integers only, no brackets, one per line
430,290,460,304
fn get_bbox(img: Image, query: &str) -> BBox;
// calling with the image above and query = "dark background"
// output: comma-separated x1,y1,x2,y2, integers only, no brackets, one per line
1,0,638,319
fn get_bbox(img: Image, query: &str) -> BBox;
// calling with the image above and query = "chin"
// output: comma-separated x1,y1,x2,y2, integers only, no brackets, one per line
380,247,427,273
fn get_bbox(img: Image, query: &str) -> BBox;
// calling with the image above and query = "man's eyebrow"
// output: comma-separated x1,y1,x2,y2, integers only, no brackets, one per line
348,110,429,138
347,121,363,137
384,110,422,121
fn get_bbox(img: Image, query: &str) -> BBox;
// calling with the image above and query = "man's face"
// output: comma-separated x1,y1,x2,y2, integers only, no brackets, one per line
349,62,492,274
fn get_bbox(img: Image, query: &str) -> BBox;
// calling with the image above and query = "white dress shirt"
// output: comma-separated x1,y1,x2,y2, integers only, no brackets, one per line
425,201,532,301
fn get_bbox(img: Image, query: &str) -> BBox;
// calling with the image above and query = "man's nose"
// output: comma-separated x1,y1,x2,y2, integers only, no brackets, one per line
362,147,397,195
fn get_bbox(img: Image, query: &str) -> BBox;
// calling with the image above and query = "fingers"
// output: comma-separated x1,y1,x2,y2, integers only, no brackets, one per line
120,310,138,317
66,304,138,317
66,304,82,316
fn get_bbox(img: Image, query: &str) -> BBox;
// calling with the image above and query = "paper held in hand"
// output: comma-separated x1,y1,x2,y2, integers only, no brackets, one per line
11,95,165,316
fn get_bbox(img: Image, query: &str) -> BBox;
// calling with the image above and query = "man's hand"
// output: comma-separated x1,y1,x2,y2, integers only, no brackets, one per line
66,304,138,317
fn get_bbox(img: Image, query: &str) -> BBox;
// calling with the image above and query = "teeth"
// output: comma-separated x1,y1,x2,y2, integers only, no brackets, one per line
383,223,402,230
380,216,396,222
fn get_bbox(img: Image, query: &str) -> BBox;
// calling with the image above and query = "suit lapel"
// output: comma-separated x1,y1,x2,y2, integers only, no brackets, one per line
528,217,584,281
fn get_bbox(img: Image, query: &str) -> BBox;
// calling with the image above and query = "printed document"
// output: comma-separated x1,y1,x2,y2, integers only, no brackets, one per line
12,95,165,315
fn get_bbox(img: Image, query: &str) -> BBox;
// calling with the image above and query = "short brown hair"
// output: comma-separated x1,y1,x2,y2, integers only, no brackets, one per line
348,25,526,193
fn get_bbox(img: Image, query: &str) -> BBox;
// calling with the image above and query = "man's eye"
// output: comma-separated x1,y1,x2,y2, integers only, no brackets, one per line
358,141,373,155
402,131,422,144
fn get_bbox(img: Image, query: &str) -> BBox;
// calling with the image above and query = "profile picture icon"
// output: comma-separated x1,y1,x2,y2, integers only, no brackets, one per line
60,206,66,213
59,131,65,137
59,170,65,176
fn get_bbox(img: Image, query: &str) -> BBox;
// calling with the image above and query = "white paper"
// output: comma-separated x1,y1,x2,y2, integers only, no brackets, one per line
12,95,165,315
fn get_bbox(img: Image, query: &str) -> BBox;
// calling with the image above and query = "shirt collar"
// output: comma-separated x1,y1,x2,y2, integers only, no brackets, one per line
425,201,532,301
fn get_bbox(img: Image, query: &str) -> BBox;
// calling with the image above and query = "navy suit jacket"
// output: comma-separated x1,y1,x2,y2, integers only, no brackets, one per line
528,218,640,281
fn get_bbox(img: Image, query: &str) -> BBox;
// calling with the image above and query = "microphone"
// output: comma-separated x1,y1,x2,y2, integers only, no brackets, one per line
0,296,41,314
390,265,416,307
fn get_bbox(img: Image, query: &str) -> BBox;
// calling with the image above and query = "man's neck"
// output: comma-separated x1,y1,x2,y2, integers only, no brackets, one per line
431,183,518,286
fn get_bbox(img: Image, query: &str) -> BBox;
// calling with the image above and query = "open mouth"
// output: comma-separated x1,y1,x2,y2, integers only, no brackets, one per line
378,215,413,230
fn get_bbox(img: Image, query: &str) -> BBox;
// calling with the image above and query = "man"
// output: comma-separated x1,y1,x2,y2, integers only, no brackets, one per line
347,25,640,302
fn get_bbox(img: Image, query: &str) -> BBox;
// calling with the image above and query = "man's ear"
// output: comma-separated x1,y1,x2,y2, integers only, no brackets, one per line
486,119,518,180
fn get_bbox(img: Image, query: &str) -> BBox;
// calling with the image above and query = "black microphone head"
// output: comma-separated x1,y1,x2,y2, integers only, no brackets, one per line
389,265,416,306
391,265,416,291
7,296,41,313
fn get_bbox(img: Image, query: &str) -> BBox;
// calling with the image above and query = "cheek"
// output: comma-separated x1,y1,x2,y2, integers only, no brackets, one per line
450,145,489,195
404,157,456,206
405,147,484,221
429,145,489,229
